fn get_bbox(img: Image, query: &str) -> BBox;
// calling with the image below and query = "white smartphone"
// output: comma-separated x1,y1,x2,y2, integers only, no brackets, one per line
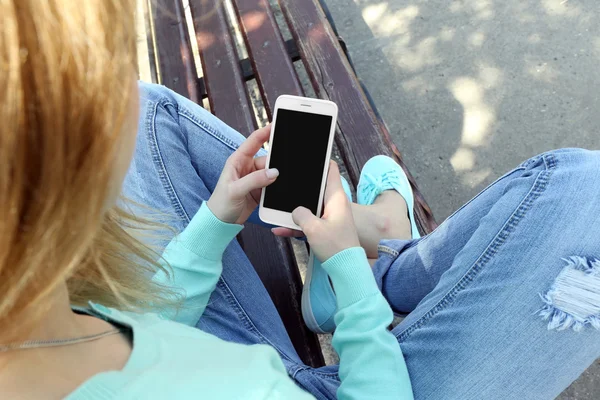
259,95,338,230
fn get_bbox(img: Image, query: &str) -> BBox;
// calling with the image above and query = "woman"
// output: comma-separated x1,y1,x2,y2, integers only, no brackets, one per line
1,1,406,398
0,1,598,399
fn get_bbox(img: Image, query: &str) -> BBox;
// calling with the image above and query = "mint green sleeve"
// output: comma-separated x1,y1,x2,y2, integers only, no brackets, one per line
266,375,316,399
321,247,414,400
152,203,243,326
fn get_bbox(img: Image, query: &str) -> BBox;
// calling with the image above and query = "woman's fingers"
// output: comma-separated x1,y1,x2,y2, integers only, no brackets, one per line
323,162,349,212
292,207,321,234
271,227,304,237
231,167,279,198
323,161,342,199
207,126,273,225
236,125,271,158
254,156,267,170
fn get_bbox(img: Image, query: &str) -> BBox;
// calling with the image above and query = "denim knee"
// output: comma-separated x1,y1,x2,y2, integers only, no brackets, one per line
138,81,200,122
530,149,600,331
519,148,599,196
138,81,176,103
545,148,600,195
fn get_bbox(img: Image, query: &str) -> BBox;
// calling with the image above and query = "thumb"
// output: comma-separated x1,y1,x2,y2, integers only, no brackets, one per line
322,162,349,217
231,168,279,198
292,206,320,232
323,161,344,204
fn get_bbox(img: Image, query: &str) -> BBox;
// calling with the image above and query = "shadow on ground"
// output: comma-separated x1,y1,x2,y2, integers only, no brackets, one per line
328,0,599,220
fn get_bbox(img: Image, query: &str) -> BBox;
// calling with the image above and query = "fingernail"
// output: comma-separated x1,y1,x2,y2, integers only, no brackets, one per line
266,168,279,179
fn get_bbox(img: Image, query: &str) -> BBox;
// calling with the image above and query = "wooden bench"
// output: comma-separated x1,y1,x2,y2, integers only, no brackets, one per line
143,0,437,367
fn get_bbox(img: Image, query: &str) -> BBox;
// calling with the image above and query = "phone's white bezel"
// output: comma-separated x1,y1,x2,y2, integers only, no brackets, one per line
259,95,338,230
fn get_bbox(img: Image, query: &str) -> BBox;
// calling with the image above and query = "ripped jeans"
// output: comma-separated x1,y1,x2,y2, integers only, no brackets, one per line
124,83,600,400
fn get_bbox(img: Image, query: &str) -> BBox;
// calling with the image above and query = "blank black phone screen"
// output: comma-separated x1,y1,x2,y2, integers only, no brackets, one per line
264,108,333,215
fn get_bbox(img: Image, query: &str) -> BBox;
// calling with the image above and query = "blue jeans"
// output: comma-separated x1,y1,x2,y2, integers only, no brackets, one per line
124,82,600,400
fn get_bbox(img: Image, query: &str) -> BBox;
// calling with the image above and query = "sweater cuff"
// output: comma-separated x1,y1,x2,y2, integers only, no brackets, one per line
321,247,380,308
177,202,243,260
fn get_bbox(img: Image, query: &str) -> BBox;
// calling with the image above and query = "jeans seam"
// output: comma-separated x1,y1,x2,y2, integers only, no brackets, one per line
292,365,340,379
289,365,309,379
395,153,557,342
146,100,190,221
173,102,241,153
304,368,341,379
378,245,399,258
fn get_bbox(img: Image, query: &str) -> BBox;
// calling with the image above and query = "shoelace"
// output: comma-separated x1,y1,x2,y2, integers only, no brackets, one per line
359,171,402,205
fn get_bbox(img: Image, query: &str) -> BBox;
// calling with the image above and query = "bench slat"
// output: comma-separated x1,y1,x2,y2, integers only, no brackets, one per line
189,0,255,133
149,0,200,101
232,0,303,118
277,0,436,233
189,0,324,367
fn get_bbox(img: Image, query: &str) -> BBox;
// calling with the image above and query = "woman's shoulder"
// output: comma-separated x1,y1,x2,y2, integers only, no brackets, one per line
71,305,309,399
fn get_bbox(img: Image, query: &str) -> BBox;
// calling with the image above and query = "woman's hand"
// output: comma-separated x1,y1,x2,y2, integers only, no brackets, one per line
290,162,360,262
207,126,278,225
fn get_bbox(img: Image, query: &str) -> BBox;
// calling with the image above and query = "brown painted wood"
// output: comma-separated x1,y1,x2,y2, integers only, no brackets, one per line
149,0,200,101
195,38,300,100
232,0,303,118
239,39,301,83
189,0,324,367
189,0,255,133
277,0,437,233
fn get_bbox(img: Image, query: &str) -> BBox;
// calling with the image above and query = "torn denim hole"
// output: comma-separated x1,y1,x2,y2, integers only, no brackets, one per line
538,256,600,331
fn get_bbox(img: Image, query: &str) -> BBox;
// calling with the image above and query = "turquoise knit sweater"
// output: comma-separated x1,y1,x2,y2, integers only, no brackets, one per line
66,203,413,399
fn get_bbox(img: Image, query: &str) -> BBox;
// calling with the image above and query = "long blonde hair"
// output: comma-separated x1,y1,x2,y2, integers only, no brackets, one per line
0,0,178,342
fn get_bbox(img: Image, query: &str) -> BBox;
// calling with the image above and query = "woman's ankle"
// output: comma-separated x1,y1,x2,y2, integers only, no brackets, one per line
351,201,410,259
372,191,411,240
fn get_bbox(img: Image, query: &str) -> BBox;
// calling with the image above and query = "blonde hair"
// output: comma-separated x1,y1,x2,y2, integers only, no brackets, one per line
0,0,178,341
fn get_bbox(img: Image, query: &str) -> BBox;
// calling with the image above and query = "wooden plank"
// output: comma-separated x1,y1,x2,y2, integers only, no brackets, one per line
189,0,255,133
239,39,301,84
189,0,324,367
277,0,437,233
194,38,299,100
149,0,200,101
232,0,303,118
